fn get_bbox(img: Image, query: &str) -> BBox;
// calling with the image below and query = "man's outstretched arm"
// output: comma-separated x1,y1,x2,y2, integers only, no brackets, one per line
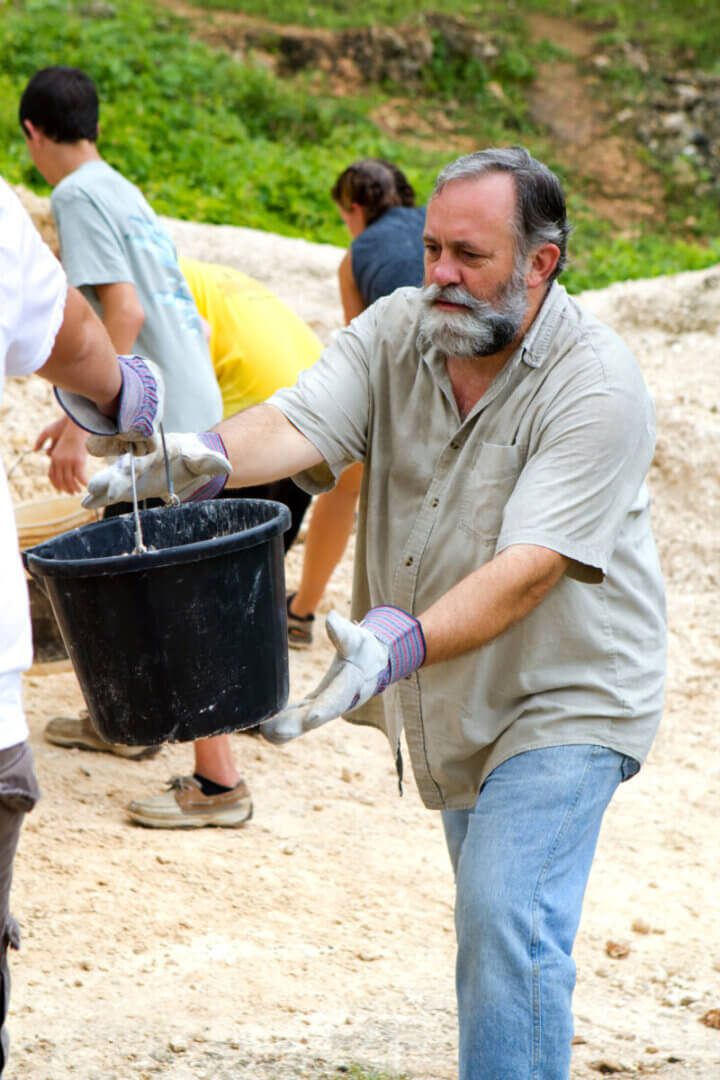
217,403,325,489
83,401,325,508
261,543,569,744
420,544,569,665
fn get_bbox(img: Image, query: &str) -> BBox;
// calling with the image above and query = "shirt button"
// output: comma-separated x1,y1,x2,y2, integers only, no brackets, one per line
450,441,460,450
405,556,414,567
431,497,439,508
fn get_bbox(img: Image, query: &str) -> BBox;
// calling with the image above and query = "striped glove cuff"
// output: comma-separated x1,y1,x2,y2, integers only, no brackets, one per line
116,354,161,440
54,352,162,440
361,605,426,696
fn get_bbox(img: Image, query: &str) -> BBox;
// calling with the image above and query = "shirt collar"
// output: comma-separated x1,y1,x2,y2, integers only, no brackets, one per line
519,281,567,369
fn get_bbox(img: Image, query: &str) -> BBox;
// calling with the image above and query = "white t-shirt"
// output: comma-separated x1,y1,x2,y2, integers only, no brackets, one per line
0,179,67,749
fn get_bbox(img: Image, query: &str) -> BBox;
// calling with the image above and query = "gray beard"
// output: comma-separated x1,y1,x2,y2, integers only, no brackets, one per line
416,265,528,359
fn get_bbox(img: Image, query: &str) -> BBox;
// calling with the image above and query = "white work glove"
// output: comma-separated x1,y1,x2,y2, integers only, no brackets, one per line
55,354,164,455
261,606,426,745
82,432,231,509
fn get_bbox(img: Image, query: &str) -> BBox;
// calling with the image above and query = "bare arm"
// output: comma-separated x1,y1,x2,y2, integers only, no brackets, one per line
338,251,366,323
37,282,144,491
95,281,145,353
36,286,121,411
421,545,570,666
215,403,324,488
260,544,570,743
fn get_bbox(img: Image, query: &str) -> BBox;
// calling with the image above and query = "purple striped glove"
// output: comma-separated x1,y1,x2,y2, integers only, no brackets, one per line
261,606,426,745
82,432,230,509
55,354,163,454
361,606,427,694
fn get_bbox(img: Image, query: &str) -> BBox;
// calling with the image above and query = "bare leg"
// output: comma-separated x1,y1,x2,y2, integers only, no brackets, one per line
290,463,363,617
193,734,241,788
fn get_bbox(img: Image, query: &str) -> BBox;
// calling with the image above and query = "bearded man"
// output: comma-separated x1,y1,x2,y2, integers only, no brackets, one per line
84,147,666,1079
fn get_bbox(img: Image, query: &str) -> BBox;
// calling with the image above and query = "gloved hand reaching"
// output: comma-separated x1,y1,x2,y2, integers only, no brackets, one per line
55,353,163,454
261,606,426,745
82,432,231,509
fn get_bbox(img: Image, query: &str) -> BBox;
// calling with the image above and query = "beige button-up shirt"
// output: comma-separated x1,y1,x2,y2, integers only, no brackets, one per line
269,282,666,810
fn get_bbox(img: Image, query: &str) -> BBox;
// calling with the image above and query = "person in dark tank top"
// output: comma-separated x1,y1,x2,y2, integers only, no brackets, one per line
333,158,426,316
286,160,426,647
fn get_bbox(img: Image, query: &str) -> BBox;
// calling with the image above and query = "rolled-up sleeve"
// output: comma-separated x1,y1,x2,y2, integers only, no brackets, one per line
497,346,656,582
267,306,376,493
1,180,67,377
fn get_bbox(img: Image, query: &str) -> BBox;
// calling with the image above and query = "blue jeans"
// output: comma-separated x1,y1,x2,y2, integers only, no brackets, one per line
442,745,639,1080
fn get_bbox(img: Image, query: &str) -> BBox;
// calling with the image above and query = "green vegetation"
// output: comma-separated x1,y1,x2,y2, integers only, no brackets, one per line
549,0,720,69
1,0,431,243
1,0,717,292
563,207,720,293
205,0,720,68
202,0,481,28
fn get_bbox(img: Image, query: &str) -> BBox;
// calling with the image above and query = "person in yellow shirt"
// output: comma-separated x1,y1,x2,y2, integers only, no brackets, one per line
180,256,321,418
179,256,321,554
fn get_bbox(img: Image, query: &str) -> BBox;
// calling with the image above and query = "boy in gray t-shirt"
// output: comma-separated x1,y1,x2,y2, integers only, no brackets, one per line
52,161,221,433
19,66,221,496
19,68,249,816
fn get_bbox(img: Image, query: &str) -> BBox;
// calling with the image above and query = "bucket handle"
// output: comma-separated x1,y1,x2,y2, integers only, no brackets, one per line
6,444,49,480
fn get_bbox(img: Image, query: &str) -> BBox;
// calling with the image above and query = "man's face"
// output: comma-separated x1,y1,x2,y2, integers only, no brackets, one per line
419,174,528,358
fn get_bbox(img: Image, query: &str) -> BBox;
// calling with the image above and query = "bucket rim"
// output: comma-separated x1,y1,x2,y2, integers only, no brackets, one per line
24,498,291,579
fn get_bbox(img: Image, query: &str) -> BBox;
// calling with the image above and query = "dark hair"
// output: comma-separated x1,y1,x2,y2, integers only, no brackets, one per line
331,159,415,227
19,66,99,143
433,147,571,280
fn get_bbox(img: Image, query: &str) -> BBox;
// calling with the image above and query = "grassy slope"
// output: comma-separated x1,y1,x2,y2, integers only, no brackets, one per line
204,0,720,67
1,0,718,291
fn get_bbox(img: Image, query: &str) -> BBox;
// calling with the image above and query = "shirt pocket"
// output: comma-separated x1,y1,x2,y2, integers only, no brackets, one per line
459,443,525,543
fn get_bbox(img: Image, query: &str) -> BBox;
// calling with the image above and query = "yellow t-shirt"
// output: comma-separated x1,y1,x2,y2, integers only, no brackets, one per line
179,257,322,419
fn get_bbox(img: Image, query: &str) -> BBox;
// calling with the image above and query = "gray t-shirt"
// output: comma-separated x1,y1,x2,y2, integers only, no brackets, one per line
52,161,221,431
269,283,667,810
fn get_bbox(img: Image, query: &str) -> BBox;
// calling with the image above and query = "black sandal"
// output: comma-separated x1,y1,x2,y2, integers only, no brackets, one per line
286,592,315,649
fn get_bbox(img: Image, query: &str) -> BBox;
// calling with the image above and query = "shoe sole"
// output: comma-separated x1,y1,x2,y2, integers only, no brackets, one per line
126,804,254,829
45,734,160,760
288,637,313,650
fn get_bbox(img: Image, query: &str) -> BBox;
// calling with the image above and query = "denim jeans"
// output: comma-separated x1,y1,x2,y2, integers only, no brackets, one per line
442,744,639,1080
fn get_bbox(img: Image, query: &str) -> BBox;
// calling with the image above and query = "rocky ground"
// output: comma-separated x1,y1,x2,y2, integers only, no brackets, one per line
2,204,719,1078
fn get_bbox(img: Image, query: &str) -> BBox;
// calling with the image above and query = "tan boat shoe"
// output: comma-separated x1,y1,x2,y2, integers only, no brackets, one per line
126,775,253,829
44,710,161,761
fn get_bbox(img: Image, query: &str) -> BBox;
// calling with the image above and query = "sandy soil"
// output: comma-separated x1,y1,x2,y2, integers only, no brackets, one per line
2,203,719,1078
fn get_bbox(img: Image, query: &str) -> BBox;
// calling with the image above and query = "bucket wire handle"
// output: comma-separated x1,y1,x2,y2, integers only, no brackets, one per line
129,448,147,555
6,441,51,480
160,424,181,507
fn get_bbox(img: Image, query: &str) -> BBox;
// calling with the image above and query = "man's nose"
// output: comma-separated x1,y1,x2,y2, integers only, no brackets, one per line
426,250,462,288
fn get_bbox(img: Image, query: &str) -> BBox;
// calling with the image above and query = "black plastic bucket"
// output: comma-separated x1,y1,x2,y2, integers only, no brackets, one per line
24,499,290,745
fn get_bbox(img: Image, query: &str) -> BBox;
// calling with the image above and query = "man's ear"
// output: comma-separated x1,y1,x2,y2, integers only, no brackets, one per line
21,119,43,144
526,243,560,288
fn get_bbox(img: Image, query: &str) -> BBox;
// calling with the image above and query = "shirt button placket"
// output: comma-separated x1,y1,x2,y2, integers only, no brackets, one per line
395,434,461,611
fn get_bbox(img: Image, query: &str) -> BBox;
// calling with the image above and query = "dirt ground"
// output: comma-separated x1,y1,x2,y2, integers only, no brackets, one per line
2,208,720,1078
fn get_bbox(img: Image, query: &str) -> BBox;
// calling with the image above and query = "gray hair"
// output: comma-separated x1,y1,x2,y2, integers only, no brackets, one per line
433,147,571,280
